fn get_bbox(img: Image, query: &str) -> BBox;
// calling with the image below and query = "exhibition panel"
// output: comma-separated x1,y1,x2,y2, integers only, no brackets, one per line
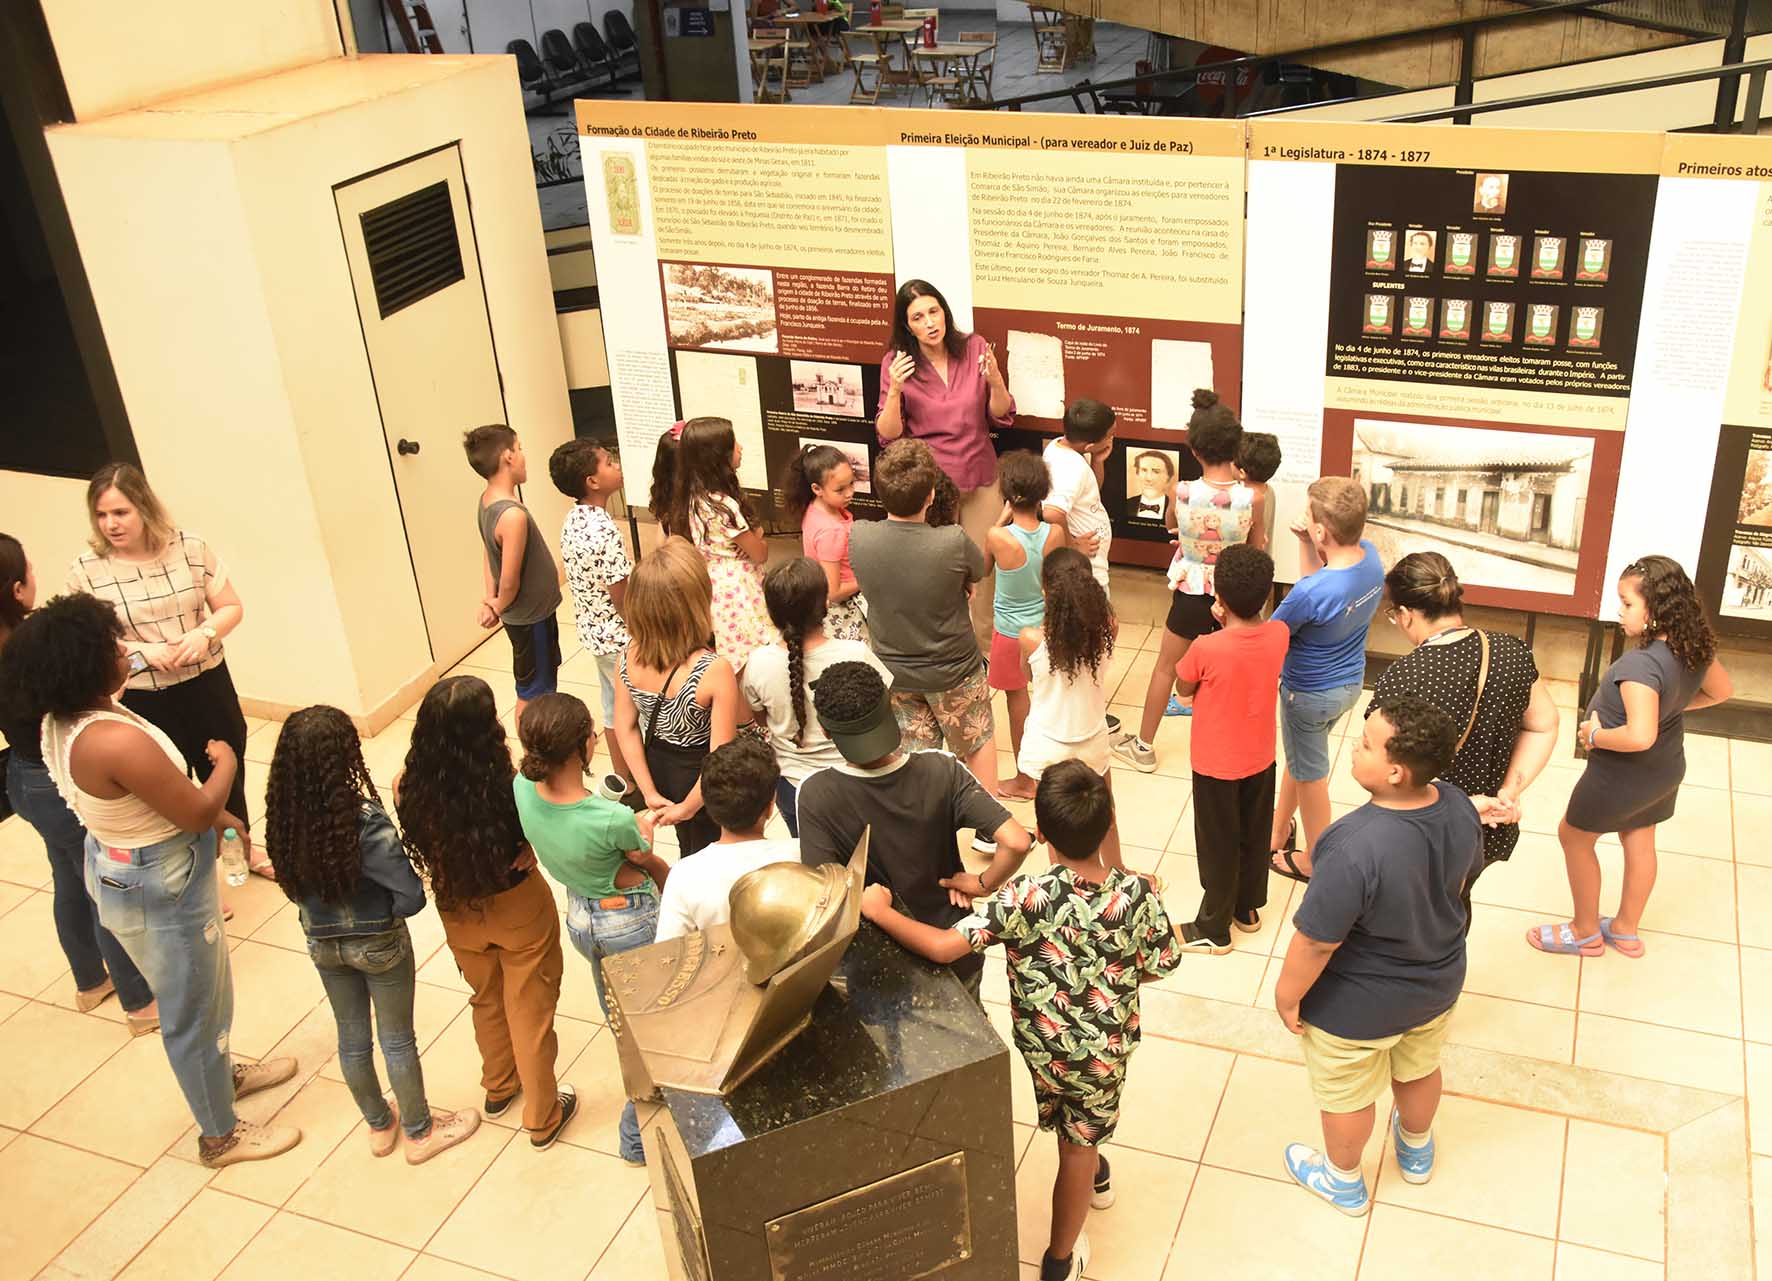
577,102,1245,566
578,104,1772,630
1244,120,1662,617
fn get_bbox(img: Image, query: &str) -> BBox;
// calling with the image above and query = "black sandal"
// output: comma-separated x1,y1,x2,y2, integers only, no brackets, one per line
1270,847,1311,883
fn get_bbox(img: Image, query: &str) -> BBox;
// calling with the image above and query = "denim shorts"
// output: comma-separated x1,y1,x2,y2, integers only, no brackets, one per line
592,650,622,727
1279,681,1362,783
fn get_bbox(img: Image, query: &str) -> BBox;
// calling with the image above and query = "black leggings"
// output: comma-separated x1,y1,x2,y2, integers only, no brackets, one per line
122,661,251,830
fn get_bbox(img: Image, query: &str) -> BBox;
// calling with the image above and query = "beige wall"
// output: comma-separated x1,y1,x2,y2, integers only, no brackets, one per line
40,0,345,122
42,130,364,713
42,56,574,721
0,471,102,589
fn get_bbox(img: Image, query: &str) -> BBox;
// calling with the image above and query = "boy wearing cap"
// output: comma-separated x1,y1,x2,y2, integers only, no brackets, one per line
796,661,1031,999
860,760,1182,1281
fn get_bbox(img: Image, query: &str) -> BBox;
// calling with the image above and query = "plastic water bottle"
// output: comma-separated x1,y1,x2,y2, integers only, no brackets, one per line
595,773,629,804
219,828,249,887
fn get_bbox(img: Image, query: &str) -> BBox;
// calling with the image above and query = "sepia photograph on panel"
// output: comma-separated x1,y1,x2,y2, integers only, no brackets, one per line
1351,420,1594,596
790,361,866,417
1722,543,1772,619
663,262,779,352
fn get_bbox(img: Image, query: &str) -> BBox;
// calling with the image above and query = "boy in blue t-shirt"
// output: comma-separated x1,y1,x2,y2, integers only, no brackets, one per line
1275,693,1483,1214
1268,476,1384,880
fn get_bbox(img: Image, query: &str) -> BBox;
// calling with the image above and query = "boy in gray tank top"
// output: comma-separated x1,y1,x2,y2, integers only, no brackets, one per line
465,425,563,718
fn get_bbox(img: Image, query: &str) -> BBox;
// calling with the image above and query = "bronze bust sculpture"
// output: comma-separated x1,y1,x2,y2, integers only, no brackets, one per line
604,830,868,1097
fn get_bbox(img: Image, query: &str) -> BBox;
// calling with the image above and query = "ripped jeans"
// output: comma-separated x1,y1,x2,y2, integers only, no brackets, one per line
86,829,237,1137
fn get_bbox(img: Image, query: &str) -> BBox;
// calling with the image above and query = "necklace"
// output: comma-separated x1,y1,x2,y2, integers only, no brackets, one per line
1422,624,1473,646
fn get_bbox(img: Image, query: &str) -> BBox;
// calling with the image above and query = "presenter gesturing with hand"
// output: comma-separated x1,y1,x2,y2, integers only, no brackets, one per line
877,280,1015,554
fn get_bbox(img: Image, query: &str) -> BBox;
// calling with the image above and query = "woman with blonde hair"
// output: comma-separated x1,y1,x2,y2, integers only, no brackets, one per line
612,537,743,856
68,464,262,871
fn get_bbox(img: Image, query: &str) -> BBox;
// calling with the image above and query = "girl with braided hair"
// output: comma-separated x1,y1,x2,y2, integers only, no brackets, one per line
740,556,891,836
1005,547,1125,870
1529,555,1732,958
266,707,479,1162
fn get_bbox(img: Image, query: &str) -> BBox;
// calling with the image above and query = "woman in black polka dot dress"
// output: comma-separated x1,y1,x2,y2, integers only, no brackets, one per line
1368,553,1560,907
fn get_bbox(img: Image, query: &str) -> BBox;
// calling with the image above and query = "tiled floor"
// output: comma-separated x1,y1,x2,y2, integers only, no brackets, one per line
1,602,1762,1280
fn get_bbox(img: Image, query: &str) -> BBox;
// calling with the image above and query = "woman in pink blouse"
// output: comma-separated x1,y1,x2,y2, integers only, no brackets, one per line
876,280,1015,551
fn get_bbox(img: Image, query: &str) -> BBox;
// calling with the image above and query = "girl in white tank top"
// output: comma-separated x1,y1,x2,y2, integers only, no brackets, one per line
1004,548,1123,869
43,706,188,848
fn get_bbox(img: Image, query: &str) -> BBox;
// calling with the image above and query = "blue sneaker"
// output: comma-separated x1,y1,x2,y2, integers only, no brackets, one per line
1282,1144,1370,1216
1390,1110,1435,1185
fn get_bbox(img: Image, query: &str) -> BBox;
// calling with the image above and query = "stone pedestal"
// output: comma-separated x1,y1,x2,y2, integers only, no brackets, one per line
640,924,1017,1281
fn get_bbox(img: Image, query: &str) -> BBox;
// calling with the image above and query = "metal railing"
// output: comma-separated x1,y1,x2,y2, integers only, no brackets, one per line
985,0,1761,128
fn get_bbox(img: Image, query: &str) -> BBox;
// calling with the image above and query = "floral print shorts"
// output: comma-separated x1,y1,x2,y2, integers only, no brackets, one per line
890,664,994,758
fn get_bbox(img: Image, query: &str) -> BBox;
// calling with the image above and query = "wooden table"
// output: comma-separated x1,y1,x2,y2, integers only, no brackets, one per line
911,42,990,104
851,20,925,97
772,12,844,76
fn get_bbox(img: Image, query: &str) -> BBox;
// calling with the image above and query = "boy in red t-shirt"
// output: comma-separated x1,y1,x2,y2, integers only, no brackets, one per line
1175,543,1289,952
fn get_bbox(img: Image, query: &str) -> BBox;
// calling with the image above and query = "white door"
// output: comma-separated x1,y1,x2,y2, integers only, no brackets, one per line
335,144,505,665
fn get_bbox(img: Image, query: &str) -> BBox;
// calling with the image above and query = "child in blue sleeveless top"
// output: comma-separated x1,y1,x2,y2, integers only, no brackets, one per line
986,451,1065,800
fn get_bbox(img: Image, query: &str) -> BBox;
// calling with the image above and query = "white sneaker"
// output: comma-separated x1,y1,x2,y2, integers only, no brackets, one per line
1042,1231,1090,1280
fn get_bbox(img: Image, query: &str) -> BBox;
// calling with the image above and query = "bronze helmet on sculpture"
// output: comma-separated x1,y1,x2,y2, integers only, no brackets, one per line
727,862,853,984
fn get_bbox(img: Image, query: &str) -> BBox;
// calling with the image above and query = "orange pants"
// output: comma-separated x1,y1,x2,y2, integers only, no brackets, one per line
440,869,565,1136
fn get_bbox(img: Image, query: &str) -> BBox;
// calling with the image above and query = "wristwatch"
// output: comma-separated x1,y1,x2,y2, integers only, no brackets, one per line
200,625,217,642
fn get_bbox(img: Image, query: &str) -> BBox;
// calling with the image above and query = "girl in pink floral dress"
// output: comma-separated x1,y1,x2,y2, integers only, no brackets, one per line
663,417,777,672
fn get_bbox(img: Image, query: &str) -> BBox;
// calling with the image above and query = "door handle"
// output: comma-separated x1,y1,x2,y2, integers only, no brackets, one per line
397,439,421,456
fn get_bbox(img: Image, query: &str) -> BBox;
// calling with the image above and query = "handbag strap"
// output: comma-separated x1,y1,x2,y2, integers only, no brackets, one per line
1455,630,1490,756
645,661,684,743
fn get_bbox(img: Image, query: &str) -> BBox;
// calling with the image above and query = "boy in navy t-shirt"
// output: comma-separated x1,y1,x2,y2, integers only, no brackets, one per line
1275,693,1483,1215
1268,476,1384,879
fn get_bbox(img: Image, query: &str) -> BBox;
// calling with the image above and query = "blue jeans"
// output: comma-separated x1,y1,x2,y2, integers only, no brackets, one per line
7,755,152,1010
565,889,657,1161
85,829,236,1136
307,923,431,1139
774,777,799,838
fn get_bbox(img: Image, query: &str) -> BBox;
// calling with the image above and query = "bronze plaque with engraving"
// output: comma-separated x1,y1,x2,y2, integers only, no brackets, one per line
764,1152,971,1281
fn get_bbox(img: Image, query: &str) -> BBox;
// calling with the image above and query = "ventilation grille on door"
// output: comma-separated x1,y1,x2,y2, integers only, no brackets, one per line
359,181,465,318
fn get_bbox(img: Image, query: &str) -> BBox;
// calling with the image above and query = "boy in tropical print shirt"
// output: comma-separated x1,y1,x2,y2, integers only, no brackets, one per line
861,760,1182,1281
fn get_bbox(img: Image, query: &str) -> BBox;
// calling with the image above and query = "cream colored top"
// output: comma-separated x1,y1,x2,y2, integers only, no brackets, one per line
43,707,186,848
67,530,228,692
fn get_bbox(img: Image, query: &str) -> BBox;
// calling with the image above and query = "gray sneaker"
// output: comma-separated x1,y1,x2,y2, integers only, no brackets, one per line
1110,733,1157,773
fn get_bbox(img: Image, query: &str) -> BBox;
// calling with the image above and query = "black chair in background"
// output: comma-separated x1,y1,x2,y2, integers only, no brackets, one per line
604,10,642,76
507,38,557,104
571,21,629,90
540,27,596,90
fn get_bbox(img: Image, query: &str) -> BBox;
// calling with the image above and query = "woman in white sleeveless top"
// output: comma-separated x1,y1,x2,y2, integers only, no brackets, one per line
13,594,301,1169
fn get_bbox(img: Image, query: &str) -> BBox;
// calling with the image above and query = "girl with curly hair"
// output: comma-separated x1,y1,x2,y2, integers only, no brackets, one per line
513,692,670,1164
0,536,156,1032
662,417,776,672
740,557,892,835
1529,555,1732,958
395,675,577,1149
267,707,478,1162
1004,547,1123,868
19,593,298,1168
